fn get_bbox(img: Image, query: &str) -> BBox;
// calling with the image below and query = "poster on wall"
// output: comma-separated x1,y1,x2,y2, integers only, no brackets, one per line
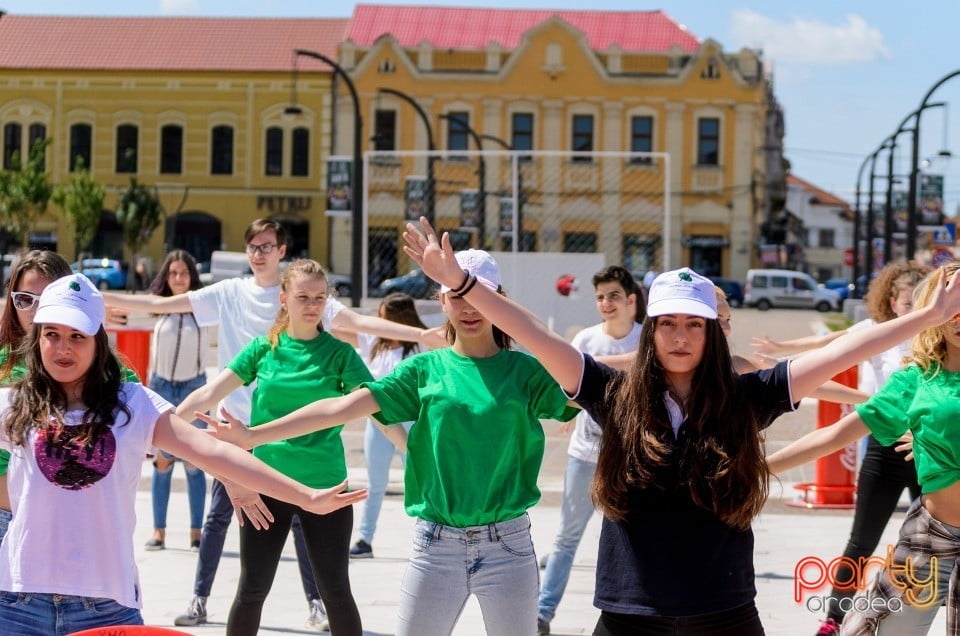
919,174,944,225
460,189,481,231
499,197,513,234
405,176,428,222
325,156,352,217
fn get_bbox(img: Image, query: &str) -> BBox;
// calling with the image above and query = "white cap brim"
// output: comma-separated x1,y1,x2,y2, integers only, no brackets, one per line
440,276,498,294
647,298,718,319
34,305,102,336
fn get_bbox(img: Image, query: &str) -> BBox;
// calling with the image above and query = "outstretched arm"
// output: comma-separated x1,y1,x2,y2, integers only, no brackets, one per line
788,269,960,400
153,410,367,517
331,308,429,346
766,411,869,474
102,291,193,314
176,368,244,422
204,388,381,449
751,329,847,356
403,218,583,393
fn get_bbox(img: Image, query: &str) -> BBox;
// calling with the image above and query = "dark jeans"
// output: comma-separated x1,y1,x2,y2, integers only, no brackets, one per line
226,496,360,636
593,603,764,636
192,479,320,602
826,435,921,623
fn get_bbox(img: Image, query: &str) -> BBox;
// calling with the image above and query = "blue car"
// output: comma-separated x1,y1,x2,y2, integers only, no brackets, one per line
822,277,853,301
374,268,438,299
72,258,127,290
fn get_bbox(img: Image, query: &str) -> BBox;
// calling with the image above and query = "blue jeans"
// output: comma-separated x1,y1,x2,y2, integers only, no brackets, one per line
357,419,410,544
0,508,11,545
0,592,142,636
193,479,320,602
149,373,208,530
397,514,539,636
539,456,597,622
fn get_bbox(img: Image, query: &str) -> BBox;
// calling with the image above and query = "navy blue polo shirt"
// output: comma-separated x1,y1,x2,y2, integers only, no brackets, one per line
573,355,794,616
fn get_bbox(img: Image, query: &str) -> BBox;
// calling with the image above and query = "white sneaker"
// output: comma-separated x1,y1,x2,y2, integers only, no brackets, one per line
305,598,329,632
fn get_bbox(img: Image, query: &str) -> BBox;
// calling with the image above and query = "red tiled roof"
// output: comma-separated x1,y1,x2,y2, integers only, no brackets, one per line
0,15,349,72
787,174,851,210
347,4,700,52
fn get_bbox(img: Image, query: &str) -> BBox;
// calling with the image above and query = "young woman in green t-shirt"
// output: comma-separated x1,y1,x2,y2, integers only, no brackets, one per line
205,251,578,636
768,262,960,635
0,250,75,543
177,259,373,636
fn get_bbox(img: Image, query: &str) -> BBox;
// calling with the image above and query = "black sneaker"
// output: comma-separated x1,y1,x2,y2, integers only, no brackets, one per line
144,538,165,551
537,617,551,635
349,539,373,559
174,595,207,626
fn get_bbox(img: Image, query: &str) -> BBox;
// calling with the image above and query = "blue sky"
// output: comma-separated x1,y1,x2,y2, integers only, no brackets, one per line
5,0,960,214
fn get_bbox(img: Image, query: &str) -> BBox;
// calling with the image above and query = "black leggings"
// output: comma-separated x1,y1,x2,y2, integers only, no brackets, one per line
593,602,764,636
226,496,361,636
826,436,921,623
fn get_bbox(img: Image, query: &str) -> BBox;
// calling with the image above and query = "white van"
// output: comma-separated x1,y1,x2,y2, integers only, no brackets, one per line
744,269,840,312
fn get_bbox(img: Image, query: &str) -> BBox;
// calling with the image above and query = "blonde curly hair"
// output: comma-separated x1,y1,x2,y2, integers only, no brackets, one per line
864,261,932,323
905,261,960,378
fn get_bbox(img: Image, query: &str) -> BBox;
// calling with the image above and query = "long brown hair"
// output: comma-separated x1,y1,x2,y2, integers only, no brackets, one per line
268,259,328,348
371,293,427,360
148,249,204,297
0,251,73,380
5,326,130,448
592,315,768,531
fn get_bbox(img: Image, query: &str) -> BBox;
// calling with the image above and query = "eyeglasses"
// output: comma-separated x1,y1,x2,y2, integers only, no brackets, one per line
245,243,279,256
11,291,41,311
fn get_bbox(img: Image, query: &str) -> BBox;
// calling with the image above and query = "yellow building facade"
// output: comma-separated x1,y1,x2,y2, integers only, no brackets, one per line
329,7,773,282
0,16,342,271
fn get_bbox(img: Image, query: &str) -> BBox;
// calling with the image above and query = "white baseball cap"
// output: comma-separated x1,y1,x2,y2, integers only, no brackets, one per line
33,273,106,336
439,249,502,293
646,268,718,319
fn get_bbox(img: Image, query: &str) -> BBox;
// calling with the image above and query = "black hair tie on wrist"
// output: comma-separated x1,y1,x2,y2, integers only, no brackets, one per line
456,275,479,298
449,269,471,295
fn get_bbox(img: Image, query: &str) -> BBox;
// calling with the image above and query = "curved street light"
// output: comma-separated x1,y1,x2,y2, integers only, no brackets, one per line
907,70,959,258
286,48,363,307
377,88,436,223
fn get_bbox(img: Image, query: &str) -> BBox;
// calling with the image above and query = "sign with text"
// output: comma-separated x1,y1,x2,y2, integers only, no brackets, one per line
499,197,514,234
460,189,481,231
325,156,352,217
404,176,428,222
919,174,944,225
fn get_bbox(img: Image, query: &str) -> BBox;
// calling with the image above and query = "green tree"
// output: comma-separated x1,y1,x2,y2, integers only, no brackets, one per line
0,138,53,249
115,177,164,288
52,157,106,259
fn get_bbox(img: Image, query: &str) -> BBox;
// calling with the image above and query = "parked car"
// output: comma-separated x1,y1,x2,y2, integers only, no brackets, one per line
821,277,853,301
744,268,841,312
327,272,353,299
374,268,438,299
72,258,126,290
712,277,744,307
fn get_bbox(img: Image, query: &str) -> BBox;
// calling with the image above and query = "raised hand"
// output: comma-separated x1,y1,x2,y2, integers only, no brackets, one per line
304,480,368,515
402,216,466,291
925,267,960,325
195,410,253,450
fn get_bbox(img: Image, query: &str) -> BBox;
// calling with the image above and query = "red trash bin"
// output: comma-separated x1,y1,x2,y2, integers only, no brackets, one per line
68,626,191,636
786,366,858,509
107,324,153,383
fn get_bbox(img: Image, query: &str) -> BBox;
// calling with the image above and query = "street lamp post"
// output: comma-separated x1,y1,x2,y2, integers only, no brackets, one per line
440,114,486,247
864,141,891,288
287,48,363,307
377,88,436,224
907,70,960,258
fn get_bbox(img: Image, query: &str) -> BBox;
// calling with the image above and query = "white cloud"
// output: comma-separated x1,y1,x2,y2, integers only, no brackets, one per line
730,10,891,65
160,0,200,15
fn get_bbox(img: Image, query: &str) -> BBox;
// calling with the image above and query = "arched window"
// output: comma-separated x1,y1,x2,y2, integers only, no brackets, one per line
160,124,183,174
70,123,93,171
211,125,233,175
265,126,283,176
2,123,21,169
116,124,139,173
291,127,309,177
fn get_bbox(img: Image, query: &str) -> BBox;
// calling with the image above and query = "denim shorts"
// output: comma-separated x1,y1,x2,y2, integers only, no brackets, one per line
0,591,142,636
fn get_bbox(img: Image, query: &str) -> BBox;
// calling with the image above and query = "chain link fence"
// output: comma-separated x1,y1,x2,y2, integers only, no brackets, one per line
359,150,669,299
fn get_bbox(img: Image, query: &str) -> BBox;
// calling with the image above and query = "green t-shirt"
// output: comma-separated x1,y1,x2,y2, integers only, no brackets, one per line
0,347,139,476
228,331,373,489
857,365,960,494
365,347,579,527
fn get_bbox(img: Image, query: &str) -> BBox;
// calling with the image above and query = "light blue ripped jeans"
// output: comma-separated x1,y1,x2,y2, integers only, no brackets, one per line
397,513,539,636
